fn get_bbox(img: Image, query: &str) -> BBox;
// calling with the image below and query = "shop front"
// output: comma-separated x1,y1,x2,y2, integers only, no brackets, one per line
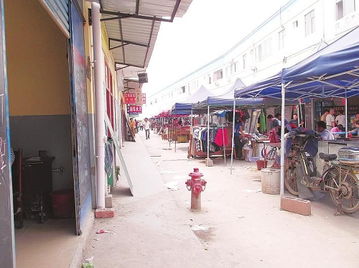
0,0,94,266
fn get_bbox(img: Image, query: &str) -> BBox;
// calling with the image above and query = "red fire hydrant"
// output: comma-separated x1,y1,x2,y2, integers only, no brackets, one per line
185,168,207,210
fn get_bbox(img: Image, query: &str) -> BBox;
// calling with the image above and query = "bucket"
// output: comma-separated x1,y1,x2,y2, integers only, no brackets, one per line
260,168,280,195
256,160,267,170
243,148,253,161
51,189,75,218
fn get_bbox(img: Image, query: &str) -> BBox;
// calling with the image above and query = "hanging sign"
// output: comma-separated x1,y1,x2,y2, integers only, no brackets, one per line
124,93,137,104
142,93,146,104
127,105,142,114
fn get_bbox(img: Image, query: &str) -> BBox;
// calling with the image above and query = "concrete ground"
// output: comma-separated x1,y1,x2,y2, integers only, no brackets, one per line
16,219,76,268
83,130,359,268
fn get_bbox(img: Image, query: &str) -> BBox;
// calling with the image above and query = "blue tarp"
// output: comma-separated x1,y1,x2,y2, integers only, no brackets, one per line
195,78,288,108
235,26,359,100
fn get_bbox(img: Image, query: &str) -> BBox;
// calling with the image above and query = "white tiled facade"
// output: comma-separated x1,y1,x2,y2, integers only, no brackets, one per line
146,0,359,116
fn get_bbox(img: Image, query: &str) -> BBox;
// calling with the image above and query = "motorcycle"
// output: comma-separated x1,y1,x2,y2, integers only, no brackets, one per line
285,128,359,214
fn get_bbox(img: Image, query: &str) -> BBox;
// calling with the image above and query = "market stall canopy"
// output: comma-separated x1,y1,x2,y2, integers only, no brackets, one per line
171,85,215,114
100,0,193,69
195,78,246,108
235,26,359,100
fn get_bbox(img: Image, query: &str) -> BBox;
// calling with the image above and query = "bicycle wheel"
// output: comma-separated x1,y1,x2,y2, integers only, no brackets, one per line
285,160,299,196
267,148,275,160
326,167,359,214
261,146,267,159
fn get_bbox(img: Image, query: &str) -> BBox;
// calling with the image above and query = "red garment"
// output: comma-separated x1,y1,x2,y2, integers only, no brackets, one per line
268,129,280,143
214,128,229,147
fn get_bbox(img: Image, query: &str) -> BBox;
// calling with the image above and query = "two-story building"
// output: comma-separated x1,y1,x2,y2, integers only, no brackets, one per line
147,0,359,116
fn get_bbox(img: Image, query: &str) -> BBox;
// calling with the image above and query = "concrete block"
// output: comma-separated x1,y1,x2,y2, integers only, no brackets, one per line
105,194,113,208
95,208,114,218
280,196,311,216
206,158,213,167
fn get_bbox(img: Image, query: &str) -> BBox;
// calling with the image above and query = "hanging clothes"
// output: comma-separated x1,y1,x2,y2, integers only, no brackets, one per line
259,109,267,133
214,128,229,147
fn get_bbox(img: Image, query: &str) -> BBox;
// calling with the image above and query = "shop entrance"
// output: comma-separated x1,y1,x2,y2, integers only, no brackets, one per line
4,0,83,266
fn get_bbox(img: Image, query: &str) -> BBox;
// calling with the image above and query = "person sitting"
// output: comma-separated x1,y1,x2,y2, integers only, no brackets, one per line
330,122,344,139
349,120,359,137
317,121,335,140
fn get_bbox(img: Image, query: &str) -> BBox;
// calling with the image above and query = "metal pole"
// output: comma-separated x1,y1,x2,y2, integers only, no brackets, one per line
345,97,348,138
117,93,123,147
280,83,286,197
190,109,193,128
298,100,303,127
92,2,106,209
207,105,210,162
222,126,226,165
174,123,177,152
311,99,315,129
230,98,236,174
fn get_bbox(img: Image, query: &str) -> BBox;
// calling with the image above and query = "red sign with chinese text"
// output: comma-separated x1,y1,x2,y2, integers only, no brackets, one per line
124,93,137,104
127,105,142,114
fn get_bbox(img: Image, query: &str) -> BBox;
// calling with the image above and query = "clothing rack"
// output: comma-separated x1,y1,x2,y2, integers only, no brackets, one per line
190,125,231,161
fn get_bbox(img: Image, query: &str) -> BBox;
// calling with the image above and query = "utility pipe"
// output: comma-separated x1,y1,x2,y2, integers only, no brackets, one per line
92,2,106,209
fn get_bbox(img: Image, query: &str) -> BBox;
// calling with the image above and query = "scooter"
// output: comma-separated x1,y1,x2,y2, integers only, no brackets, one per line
285,128,359,214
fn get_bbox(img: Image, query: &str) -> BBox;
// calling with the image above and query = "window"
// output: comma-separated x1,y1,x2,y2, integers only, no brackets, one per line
256,44,263,61
278,29,285,50
336,0,344,20
292,20,299,29
213,69,223,81
256,37,272,62
337,0,356,20
242,54,247,69
105,64,114,135
305,10,315,36
345,0,356,15
231,61,237,74
181,86,186,93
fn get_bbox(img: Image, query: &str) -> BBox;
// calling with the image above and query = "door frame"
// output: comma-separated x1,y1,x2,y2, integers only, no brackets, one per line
0,0,16,266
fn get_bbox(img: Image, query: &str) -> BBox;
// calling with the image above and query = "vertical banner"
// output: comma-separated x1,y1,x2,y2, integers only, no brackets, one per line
69,1,92,235
142,93,146,104
0,0,15,266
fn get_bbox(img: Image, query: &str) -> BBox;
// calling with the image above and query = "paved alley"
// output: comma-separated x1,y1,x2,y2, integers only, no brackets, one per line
83,131,359,268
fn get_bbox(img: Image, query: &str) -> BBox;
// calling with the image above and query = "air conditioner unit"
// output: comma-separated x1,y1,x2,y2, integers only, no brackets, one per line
138,73,148,83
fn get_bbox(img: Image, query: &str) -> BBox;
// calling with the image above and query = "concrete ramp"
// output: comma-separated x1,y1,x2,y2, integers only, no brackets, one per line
120,136,165,197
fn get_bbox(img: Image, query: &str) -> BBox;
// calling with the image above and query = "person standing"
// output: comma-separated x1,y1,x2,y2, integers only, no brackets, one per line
335,110,346,129
144,118,151,139
266,114,274,133
326,108,335,130
320,109,329,122
234,119,245,159
129,118,136,137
